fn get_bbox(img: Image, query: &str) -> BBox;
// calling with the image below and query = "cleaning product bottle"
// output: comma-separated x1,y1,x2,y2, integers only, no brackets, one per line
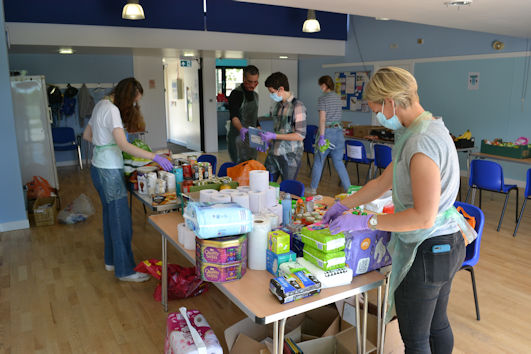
282,193,292,226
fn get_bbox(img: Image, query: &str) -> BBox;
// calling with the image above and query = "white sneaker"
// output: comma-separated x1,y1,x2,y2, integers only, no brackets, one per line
306,188,317,196
119,272,150,282
105,264,115,271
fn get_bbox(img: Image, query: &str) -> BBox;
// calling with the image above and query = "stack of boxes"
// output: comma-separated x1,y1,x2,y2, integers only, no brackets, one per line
266,230,296,277
300,225,347,271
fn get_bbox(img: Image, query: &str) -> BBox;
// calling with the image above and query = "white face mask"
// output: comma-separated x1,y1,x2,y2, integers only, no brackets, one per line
376,101,404,130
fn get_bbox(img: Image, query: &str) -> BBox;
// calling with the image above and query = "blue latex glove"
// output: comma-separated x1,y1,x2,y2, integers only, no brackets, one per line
240,127,249,141
259,131,277,143
318,135,326,148
153,154,173,172
329,214,372,235
322,202,349,224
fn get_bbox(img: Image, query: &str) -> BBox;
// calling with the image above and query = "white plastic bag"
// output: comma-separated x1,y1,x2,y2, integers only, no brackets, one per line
58,193,95,224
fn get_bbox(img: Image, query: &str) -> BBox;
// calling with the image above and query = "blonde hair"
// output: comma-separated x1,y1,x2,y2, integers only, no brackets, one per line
364,67,419,108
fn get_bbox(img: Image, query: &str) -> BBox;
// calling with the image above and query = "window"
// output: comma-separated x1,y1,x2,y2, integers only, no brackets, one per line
216,67,244,97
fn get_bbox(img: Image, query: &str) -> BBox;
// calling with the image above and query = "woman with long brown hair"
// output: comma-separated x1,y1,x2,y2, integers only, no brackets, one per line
83,77,172,282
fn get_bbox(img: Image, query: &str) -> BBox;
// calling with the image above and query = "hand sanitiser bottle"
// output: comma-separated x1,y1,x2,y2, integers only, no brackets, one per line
282,193,292,226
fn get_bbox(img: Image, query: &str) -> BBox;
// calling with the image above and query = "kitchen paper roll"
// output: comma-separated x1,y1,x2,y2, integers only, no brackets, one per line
200,189,218,203
262,212,279,229
177,223,186,245
237,186,251,193
165,173,176,193
269,203,283,226
210,193,231,203
231,192,250,209
265,186,278,208
248,190,265,214
248,216,271,270
249,170,269,193
183,227,196,250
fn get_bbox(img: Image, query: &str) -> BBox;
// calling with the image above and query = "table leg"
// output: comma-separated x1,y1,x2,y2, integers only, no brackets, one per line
363,291,368,354
279,318,286,354
162,234,168,312
380,274,390,353
273,320,279,354
355,294,362,354
377,285,382,354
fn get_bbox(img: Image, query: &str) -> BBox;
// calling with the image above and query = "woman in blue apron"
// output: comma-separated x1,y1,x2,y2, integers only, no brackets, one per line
323,67,476,354
83,78,173,282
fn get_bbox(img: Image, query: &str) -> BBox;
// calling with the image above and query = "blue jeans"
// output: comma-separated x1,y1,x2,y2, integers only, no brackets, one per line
91,166,136,278
394,231,465,354
310,128,351,191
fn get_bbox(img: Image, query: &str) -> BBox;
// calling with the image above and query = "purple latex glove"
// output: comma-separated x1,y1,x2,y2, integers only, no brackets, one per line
318,135,326,148
259,131,277,143
329,214,372,235
239,127,249,141
153,154,173,172
322,202,349,224
256,143,269,153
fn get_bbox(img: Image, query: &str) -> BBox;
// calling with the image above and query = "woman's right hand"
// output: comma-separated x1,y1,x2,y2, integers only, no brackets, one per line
322,202,349,224
153,154,173,172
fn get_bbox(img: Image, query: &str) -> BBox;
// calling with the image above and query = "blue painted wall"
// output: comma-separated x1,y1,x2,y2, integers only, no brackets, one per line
298,15,531,183
9,53,134,163
0,1,28,227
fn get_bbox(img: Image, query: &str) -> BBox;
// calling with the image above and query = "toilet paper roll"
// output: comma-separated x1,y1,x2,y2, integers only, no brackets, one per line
165,173,176,193
219,189,238,195
210,193,231,203
248,216,271,270
263,212,279,229
237,186,251,193
249,190,265,214
265,186,278,208
199,189,218,203
231,192,250,209
269,203,283,226
183,227,196,251
177,223,186,245
249,170,270,192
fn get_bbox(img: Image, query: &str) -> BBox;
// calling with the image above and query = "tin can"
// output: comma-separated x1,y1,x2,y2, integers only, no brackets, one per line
182,164,192,179
198,165,204,181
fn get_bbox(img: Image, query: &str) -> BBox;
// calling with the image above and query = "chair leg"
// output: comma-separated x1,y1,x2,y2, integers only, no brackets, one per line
463,266,480,321
364,163,372,184
515,188,519,223
479,189,482,209
77,146,83,169
356,164,360,185
306,152,311,170
514,198,528,237
458,181,462,202
465,187,472,204
327,157,332,176
497,192,511,232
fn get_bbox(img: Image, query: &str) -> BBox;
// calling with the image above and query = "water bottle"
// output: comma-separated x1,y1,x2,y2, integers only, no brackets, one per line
282,193,292,226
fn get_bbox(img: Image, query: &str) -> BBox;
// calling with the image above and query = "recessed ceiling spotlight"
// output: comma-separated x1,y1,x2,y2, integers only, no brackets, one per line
444,0,472,7
58,47,74,55
279,56,288,59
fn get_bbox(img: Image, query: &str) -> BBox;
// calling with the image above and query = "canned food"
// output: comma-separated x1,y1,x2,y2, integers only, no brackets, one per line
182,164,192,179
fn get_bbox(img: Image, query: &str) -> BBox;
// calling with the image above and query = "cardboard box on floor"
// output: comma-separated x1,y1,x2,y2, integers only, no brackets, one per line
225,306,340,354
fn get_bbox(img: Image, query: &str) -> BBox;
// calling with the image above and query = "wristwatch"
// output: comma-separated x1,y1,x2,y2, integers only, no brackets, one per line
368,215,378,230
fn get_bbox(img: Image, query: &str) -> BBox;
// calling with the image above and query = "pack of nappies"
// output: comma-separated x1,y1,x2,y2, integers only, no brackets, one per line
184,202,253,239
344,230,392,276
301,224,345,252
303,245,346,271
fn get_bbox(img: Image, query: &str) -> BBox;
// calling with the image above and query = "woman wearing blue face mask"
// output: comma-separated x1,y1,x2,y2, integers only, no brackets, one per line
323,67,476,354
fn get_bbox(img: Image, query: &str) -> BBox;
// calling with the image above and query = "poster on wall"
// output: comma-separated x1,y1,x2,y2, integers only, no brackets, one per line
335,71,370,112
468,72,480,90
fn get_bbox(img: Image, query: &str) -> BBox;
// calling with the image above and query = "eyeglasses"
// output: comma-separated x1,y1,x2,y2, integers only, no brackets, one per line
244,79,259,85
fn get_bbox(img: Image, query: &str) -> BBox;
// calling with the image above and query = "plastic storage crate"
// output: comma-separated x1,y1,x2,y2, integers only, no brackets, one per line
480,140,530,159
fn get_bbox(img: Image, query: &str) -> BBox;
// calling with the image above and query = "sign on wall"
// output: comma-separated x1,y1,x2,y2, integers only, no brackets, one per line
335,71,371,112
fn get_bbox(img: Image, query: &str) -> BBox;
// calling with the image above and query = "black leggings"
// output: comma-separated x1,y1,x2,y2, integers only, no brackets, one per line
394,231,465,354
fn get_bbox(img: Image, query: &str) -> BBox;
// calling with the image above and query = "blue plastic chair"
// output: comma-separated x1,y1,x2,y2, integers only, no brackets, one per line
514,168,531,237
280,179,305,198
197,154,217,176
217,162,236,177
465,159,518,231
454,201,485,321
303,125,318,168
373,144,392,177
344,140,374,185
51,127,83,169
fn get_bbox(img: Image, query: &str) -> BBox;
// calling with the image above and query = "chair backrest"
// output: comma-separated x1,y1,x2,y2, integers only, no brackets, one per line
280,179,305,198
303,125,318,154
197,154,217,174
345,140,370,163
51,127,76,145
373,144,392,169
218,162,236,177
454,201,485,268
526,168,531,198
469,159,504,191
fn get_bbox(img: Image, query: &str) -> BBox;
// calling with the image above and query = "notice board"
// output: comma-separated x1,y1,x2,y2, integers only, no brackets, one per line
335,71,370,112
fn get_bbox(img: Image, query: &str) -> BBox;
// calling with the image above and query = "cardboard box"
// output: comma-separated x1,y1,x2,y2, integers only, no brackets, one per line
480,140,529,159
30,196,57,226
268,230,291,254
266,250,296,277
350,125,387,139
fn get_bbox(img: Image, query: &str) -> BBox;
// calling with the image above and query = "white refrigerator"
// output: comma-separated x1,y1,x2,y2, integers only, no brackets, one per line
11,75,59,190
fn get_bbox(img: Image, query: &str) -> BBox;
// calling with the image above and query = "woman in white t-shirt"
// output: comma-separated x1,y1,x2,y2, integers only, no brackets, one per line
83,78,172,282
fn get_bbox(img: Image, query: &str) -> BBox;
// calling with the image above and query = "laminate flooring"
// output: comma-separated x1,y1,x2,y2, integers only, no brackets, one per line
1,151,530,353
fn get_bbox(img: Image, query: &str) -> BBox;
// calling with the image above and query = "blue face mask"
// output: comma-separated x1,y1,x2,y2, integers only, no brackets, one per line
376,101,403,130
270,91,282,102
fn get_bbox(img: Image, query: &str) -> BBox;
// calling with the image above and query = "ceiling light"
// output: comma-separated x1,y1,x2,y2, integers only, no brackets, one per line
444,0,472,7
279,56,288,59
122,0,145,20
302,10,320,33
375,17,390,21
183,52,195,57
58,47,74,55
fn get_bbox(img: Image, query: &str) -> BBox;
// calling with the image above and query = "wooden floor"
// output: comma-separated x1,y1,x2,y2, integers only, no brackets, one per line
2,150,531,353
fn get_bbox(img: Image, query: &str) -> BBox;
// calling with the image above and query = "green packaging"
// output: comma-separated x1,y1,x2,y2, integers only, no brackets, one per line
268,230,291,254
303,245,345,270
301,225,345,252
348,185,363,194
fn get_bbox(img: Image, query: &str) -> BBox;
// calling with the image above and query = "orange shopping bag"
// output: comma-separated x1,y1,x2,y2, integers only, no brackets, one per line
26,176,54,199
227,160,266,186
456,206,476,229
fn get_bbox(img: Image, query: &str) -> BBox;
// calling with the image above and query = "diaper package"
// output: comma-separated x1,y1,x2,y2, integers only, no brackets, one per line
301,224,345,252
344,230,392,276
184,202,253,239
303,245,346,271
164,309,223,354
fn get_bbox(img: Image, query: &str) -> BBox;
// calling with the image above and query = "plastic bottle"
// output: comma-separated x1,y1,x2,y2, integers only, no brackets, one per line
282,193,292,226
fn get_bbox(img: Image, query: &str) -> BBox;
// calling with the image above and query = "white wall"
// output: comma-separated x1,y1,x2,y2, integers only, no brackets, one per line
201,56,218,152
133,55,167,150
248,59,298,117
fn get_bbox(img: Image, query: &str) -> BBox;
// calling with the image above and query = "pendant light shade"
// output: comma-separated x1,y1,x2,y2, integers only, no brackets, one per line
122,0,145,20
302,10,320,33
